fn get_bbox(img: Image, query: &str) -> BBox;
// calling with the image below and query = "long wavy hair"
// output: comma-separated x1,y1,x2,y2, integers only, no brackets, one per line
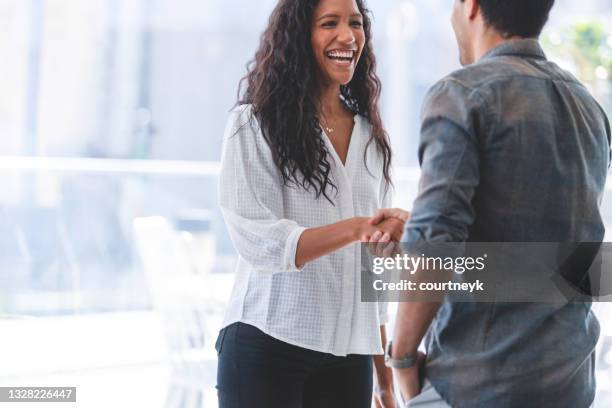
237,0,392,202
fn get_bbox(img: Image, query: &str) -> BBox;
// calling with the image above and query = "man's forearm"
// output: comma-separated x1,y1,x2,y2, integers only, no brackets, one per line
392,301,441,357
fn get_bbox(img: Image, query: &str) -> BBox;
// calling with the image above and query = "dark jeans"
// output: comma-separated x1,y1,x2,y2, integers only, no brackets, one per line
216,322,373,408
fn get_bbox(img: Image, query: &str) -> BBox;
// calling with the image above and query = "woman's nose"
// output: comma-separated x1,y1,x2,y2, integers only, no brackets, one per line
337,23,356,44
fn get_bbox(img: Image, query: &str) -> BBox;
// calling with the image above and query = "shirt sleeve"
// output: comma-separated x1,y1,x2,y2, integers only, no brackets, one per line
219,106,306,274
404,79,483,244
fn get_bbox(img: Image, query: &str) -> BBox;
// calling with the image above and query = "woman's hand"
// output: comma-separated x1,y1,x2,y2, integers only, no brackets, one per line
374,381,397,408
354,216,405,242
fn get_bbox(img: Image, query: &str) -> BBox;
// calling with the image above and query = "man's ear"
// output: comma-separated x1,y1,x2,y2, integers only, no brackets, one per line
464,0,479,20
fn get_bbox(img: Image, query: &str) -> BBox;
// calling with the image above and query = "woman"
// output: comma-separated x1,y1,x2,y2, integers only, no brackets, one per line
216,0,403,407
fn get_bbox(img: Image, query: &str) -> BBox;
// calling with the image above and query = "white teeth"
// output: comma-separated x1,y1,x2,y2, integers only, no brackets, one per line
327,50,354,59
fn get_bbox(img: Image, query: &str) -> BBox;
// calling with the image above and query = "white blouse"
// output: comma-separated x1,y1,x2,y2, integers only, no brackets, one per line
219,104,390,356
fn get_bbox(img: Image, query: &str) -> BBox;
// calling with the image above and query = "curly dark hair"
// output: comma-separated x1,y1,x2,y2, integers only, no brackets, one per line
237,0,392,203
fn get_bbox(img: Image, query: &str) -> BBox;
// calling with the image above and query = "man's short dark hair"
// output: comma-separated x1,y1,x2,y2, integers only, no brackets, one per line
476,0,555,38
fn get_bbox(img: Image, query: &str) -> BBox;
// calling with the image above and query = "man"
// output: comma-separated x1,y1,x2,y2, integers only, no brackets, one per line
371,0,611,406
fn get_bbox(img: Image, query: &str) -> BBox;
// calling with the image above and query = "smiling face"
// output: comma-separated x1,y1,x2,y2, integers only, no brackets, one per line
311,0,366,88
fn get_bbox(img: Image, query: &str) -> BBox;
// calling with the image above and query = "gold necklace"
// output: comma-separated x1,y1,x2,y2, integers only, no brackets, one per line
320,114,335,134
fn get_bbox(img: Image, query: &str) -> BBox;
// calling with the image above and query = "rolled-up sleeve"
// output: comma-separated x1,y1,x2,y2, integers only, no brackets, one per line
404,79,483,244
219,106,306,273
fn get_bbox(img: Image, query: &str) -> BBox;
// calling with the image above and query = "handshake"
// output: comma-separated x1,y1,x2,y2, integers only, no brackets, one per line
356,208,411,245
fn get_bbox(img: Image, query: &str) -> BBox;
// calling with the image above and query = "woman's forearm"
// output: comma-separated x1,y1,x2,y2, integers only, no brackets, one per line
295,215,406,268
295,217,367,267
374,325,393,388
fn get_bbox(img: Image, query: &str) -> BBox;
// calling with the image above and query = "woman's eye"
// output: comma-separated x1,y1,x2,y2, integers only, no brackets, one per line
351,21,363,27
322,21,337,27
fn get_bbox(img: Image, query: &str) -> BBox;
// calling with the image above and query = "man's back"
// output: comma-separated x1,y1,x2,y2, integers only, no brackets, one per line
405,39,611,407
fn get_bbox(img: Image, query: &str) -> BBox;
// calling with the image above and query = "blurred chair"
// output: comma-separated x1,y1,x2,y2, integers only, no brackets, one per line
132,216,213,408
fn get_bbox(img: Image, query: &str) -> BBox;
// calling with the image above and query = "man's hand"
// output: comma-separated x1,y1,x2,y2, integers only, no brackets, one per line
365,208,409,258
358,216,405,243
368,208,410,244
374,217,406,243
370,208,411,225
394,352,427,404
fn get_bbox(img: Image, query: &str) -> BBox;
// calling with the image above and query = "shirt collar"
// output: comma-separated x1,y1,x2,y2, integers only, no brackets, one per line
480,38,547,61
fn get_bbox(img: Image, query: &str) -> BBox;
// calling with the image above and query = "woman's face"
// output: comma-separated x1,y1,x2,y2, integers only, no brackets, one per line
311,0,366,88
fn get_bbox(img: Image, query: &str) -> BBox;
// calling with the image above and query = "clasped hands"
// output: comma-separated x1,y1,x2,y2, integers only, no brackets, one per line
358,208,410,259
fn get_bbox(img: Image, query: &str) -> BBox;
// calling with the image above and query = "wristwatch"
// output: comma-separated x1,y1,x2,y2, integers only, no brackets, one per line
384,341,418,369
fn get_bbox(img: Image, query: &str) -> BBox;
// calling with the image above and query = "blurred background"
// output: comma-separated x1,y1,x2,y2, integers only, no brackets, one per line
0,0,611,407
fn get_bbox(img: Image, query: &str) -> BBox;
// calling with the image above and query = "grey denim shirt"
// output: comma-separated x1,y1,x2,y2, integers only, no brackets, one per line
403,39,611,408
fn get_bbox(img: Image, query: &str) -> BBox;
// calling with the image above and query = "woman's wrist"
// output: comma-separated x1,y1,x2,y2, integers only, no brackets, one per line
375,366,394,389
373,352,394,389
350,217,369,242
